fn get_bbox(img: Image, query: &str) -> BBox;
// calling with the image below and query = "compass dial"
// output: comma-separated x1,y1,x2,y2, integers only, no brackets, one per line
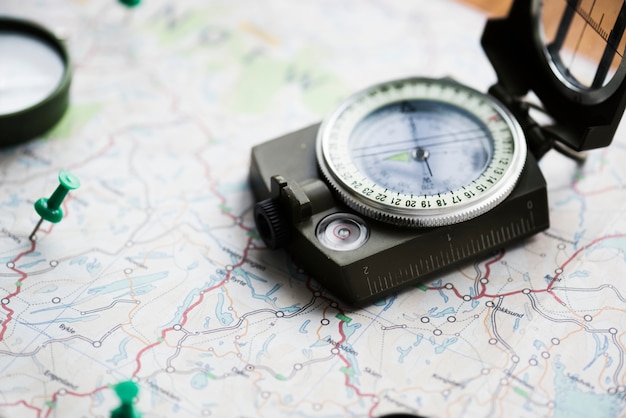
316,78,527,227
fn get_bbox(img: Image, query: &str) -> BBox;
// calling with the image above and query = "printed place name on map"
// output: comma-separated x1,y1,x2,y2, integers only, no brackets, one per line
222,246,266,271
125,257,148,270
229,277,247,286
542,231,577,245
1,228,22,245
567,373,595,390
432,373,465,388
147,380,181,402
504,371,534,391
495,305,524,318
545,274,562,283
231,367,250,378
364,367,382,379
326,337,358,356
59,324,76,334
44,370,78,390
383,394,420,414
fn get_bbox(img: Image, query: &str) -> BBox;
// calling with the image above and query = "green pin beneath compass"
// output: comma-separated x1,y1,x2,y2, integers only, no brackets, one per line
29,171,80,241
110,380,141,418
118,0,141,7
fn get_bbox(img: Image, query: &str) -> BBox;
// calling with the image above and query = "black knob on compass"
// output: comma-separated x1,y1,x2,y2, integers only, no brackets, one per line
254,198,291,250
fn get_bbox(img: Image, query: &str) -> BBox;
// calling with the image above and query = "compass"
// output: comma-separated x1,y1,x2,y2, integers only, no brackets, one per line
249,0,626,305
316,78,526,228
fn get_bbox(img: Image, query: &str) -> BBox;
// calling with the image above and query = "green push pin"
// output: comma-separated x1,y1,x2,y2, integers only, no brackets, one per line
118,0,141,7
110,381,141,418
29,171,80,241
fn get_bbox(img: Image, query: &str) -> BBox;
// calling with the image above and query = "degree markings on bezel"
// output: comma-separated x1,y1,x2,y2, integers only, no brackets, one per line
317,77,526,226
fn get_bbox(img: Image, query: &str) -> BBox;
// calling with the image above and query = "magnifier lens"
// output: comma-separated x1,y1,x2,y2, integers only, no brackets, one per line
0,17,71,147
0,31,65,114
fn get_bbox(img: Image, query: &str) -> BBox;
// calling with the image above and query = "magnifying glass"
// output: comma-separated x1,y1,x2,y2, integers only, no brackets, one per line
0,16,71,147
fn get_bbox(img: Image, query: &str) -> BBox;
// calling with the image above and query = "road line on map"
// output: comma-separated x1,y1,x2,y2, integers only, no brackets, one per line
335,311,380,417
131,237,254,377
304,278,382,417
0,240,37,341
547,233,626,291
0,399,41,416
43,385,108,418
424,233,626,307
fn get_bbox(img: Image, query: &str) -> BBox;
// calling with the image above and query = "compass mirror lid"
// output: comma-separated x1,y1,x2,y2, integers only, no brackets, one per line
482,0,626,152
538,0,626,102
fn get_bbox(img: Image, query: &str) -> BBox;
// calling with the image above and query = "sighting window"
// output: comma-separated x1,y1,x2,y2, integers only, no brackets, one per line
541,0,626,90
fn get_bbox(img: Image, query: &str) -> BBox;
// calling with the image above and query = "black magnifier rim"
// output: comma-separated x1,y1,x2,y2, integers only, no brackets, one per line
0,16,71,147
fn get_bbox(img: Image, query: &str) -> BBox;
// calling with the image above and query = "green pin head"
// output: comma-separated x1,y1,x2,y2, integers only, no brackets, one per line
118,0,141,7
34,170,80,223
58,170,81,190
114,381,139,404
111,381,141,418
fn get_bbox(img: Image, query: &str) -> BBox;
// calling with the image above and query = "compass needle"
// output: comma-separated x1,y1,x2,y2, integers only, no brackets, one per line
316,78,525,226
385,151,411,162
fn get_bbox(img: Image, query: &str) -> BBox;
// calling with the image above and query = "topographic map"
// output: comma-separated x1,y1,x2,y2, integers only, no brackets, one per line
1,0,626,417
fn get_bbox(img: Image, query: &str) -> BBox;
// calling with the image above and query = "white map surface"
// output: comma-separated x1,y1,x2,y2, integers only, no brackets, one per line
1,1,626,417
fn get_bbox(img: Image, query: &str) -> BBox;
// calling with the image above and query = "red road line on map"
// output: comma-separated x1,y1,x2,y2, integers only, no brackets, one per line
43,386,109,418
303,282,381,417
305,270,382,411
427,250,504,299
20,198,73,241
334,315,380,417
303,273,381,415
131,237,254,377
546,233,626,291
131,340,163,377
11,20,252,414
0,384,109,418
483,250,505,281
427,234,626,304
0,240,37,341
131,185,253,377
0,400,42,417
209,181,255,233
2,200,87,416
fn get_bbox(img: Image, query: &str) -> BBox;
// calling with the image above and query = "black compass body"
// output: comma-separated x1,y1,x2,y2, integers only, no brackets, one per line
249,0,626,305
